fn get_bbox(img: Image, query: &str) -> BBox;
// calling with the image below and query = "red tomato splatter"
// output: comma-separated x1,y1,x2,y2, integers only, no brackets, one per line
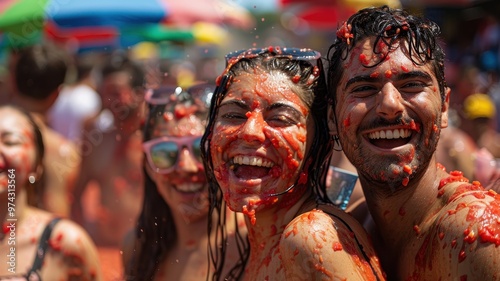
359,54,370,65
438,171,470,196
285,224,298,238
343,117,350,128
458,248,466,263
436,163,447,171
332,242,343,251
408,120,420,132
413,225,421,235
242,205,256,225
402,177,410,186
336,22,353,44
298,172,308,184
403,165,412,174
463,228,477,244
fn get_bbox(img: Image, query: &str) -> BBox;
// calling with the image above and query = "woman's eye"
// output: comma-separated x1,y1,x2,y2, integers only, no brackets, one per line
2,138,22,146
267,115,296,126
221,112,246,120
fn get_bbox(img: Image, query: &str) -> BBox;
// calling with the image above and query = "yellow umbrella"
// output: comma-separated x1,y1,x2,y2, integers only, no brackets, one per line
192,22,228,46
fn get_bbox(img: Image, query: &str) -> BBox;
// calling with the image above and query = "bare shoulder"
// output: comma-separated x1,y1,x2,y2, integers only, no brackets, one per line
432,184,500,278
280,207,384,280
49,219,103,280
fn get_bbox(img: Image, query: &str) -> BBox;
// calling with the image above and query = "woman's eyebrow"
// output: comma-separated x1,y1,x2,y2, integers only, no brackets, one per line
219,100,250,110
267,102,302,116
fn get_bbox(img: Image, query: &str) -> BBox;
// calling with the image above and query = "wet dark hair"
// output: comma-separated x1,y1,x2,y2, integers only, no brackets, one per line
14,43,69,100
327,5,447,111
200,49,333,280
125,85,211,280
0,105,45,206
101,52,145,89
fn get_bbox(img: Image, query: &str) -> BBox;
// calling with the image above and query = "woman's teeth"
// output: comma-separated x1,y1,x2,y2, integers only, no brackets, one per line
175,183,204,193
232,155,274,168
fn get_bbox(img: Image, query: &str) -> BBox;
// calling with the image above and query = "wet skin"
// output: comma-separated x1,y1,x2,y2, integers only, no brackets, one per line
332,37,448,191
210,69,385,280
130,102,212,281
335,37,500,280
0,107,102,280
211,70,312,214
0,108,37,191
146,104,209,224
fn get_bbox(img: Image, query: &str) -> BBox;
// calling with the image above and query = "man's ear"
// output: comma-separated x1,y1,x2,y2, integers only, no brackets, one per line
441,87,451,128
327,106,338,135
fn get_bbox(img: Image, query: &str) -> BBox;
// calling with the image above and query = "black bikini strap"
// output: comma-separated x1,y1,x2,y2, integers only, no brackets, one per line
26,217,62,276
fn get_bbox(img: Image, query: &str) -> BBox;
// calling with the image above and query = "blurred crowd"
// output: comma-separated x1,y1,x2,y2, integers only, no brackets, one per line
0,2,499,281
0,41,224,280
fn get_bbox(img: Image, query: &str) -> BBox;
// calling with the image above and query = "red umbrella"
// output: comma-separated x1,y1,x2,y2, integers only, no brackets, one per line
279,0,401,30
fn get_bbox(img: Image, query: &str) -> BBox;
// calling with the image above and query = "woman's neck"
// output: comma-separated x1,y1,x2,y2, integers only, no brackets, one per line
246,186,314,248
172,213,210,250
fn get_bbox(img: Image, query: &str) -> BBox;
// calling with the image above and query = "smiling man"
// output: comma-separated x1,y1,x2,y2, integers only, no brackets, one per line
327,6,500,281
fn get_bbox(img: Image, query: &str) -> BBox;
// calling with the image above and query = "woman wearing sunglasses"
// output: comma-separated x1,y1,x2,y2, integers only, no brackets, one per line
201,47,386,280
123,83,243,280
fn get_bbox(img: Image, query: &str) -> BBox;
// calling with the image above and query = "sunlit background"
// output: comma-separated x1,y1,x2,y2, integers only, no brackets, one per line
1,1,499,280
1,0,499,90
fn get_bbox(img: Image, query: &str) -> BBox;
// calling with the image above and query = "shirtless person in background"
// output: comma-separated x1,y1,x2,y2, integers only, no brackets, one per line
8,43,80,217
71,52,145,247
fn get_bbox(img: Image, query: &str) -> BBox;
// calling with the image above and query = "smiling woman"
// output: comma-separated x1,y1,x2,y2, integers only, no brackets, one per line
123,82,245,281
0,105,102,281
201,47,386,280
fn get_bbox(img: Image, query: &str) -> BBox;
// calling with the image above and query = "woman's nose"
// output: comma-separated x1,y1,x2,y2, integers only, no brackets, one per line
175,147,199,173
239,111,266,143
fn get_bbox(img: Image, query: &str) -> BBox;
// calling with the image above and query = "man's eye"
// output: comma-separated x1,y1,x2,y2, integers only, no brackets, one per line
350,85,378,97
402,81,426,88
352,85,377,92
400,81,427,93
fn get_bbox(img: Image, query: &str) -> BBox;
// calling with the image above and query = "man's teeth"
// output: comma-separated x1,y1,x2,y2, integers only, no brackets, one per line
368,129,411,140
232,155,274,168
